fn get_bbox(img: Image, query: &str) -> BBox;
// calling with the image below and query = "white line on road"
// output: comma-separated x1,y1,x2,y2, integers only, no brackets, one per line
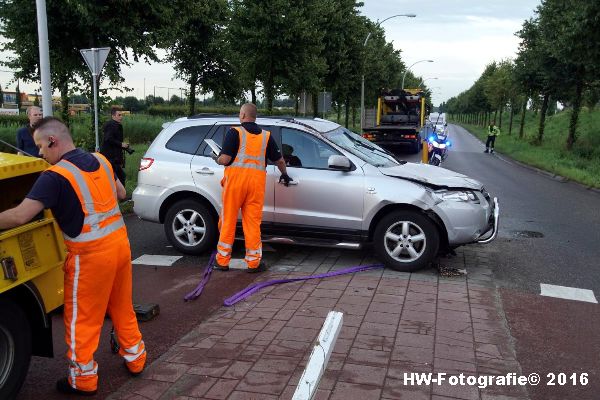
540,283,598,304
132,254,182,267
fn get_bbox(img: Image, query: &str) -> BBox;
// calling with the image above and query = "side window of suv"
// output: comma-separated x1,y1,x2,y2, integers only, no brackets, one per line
166,125,212,154
281,128,339,169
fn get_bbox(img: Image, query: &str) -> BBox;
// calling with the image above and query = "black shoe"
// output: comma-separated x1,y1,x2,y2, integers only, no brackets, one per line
124,361,144,377
212,261,229,271
56,377,97,396
490,149,495,154
484,149,489,153
247,262,268,273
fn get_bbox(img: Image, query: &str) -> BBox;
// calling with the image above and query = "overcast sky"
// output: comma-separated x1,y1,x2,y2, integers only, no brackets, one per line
1,0,540,106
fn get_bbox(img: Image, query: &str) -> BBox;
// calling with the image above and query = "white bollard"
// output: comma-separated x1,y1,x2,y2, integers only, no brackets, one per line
292,311,344,400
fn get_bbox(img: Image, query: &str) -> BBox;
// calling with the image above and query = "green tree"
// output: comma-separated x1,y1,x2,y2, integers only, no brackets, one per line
538,0,600,149
33,92,40,107
0,0,177,124
230,0,329,112
162,0,238,116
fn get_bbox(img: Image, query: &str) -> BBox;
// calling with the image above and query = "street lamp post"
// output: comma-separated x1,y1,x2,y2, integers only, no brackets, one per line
402,59,434,90
418,77,438,88
361,13,416,130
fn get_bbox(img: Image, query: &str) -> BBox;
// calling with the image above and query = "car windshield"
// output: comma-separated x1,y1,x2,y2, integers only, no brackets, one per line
324,127,400,167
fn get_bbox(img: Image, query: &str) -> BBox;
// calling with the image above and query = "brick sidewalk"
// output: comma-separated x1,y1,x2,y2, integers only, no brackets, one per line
109,247,529,400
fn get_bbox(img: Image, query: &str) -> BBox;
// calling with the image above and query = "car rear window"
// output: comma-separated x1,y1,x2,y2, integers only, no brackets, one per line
166,125,213,154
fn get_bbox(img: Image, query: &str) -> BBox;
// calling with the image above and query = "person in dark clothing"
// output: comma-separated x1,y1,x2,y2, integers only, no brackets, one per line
100,107,130,185
16,106,43,157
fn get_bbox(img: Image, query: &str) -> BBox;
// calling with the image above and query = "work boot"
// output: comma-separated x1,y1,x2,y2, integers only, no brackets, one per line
211,260,229,271
490,149,495,154
484,149,489,153
247,262,268,273
124,361,144,377
56,377,97,396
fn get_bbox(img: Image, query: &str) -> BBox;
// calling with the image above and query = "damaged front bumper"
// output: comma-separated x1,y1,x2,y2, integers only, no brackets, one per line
474,197,499,244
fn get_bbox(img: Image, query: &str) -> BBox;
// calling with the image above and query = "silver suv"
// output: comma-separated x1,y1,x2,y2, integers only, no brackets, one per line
133,116,499,271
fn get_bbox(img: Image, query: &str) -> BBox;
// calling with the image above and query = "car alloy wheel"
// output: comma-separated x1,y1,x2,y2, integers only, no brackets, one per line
164,199,217,255
384,220,427,263
171,208,206,248
374,210,439,272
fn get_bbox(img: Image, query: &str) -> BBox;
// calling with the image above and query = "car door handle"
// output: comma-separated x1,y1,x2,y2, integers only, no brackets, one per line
278,180,298,186
195,168,214,175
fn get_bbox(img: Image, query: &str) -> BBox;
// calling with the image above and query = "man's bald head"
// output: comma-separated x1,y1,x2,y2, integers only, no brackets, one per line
239,103,257,122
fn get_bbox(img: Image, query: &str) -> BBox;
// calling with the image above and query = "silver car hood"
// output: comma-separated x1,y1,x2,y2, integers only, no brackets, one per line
379,163,483,190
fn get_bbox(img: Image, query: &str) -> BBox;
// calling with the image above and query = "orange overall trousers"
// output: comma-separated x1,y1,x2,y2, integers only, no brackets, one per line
216,127,270,269
49,153,146,392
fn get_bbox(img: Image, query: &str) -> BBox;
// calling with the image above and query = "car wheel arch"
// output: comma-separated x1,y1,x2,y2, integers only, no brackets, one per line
159,191,219,225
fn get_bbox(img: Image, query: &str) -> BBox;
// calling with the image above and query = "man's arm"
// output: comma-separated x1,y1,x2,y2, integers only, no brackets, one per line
0,198,45,230
115,178,127,200
16,129,24,154
274,158,288,176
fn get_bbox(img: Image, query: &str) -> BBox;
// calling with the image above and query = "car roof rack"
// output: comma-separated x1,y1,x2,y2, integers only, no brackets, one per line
188,113,237,119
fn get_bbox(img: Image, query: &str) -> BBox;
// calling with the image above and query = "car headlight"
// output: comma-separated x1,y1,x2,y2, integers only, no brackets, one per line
434,190,480,203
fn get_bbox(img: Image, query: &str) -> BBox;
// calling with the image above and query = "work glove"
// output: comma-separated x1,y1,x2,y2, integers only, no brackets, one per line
279,173,293,187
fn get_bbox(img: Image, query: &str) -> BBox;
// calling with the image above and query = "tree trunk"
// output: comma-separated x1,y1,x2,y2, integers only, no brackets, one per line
508,102,514,135
345,97,350,128
498,106,503,128
352,104,356,128
519,98,527,139
566,79,584,150
536,92,549,144
493,109,498,124
251,85,257,105
337,102,341,123
265,65,274,113
188,75,197,117
294,94,299,116
312,91,318,118
56,77,69,127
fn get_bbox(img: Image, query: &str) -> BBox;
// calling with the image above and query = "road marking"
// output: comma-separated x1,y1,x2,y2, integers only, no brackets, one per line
132,254,182,266
540,283,598,304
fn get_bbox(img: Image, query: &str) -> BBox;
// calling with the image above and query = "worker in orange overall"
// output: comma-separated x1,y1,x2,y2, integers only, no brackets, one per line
0,117,146,396
212,103,292,272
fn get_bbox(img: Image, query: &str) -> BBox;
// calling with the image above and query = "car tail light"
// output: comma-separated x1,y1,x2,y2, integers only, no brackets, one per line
139,157,154,171
362,133,376,141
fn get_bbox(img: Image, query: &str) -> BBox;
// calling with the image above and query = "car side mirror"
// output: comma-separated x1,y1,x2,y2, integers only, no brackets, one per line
328,155,352,171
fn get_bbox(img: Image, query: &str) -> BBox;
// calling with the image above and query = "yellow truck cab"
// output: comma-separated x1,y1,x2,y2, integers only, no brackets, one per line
0,152,66,399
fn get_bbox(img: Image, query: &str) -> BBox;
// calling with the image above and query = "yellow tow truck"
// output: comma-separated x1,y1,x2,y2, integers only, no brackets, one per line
0,153,65,399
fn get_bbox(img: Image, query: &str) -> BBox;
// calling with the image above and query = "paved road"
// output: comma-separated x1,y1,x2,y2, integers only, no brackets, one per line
441,124,600,400
443,124,600,294
17,125,599,399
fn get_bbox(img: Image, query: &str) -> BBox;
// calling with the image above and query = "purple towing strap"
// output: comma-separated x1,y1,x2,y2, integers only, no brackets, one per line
223,263,385,307
184,252,216,301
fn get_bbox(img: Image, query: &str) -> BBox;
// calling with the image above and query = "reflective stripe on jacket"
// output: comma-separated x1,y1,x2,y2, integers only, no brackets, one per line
48,153,125,251
228,126,270,173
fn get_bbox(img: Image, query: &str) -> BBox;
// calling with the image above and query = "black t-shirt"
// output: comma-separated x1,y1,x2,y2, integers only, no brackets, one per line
221,122,281,166
26,149,115,237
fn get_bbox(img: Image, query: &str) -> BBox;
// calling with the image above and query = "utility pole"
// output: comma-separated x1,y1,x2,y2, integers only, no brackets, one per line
35,0,53,117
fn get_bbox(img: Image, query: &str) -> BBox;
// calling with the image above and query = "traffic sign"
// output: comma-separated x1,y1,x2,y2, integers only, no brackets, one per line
80,47,110,76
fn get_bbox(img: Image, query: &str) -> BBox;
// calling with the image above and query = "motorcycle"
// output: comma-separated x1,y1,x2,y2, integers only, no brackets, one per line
427,129,451,166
